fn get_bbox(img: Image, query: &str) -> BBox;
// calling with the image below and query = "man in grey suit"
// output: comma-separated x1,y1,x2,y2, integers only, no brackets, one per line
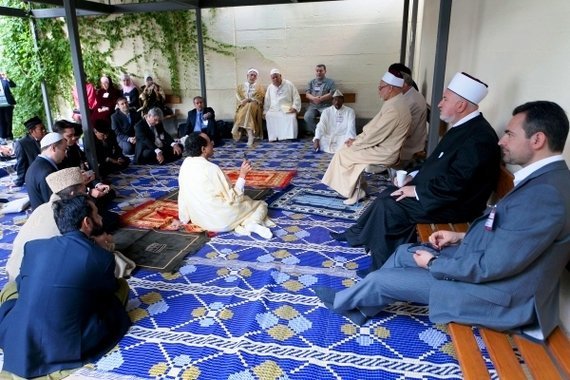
315,100,570,340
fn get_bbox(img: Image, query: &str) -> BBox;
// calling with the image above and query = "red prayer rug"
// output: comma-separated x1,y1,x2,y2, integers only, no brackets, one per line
120,199,205,233
223,169,296,189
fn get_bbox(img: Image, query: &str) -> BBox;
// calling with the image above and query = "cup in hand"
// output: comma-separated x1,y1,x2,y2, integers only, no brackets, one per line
396,170,407,187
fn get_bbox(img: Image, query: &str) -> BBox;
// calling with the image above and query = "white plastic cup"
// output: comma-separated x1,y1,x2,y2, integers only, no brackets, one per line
396,170,407,187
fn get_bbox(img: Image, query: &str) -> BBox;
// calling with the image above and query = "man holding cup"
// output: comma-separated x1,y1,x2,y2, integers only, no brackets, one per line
331,72,501,274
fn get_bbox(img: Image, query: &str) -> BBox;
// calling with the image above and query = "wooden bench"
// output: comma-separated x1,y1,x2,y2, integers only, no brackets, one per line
417,165,570,378
298,92,356,120
449,323,570,379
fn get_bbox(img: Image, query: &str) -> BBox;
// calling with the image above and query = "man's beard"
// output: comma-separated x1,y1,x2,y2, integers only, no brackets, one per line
91,219,105,237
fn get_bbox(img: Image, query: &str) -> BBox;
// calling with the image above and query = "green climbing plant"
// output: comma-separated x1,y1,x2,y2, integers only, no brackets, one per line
0,0,233,138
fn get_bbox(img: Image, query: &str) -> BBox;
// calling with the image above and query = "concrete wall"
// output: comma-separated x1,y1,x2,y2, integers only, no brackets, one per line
415,0,570,333
115,0,405,121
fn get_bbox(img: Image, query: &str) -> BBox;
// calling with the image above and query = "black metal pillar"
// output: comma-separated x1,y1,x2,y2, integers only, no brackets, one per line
196,8,207,104
427,0,452,155
399,0,409,64
63,0,99,177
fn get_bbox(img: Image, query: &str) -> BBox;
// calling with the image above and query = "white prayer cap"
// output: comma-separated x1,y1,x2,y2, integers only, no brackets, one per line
381,71,404,87
270,68,281,76
332,89,344,97
447,72,488,104
40,132,64,150
46,167,83,194
247,68,259,75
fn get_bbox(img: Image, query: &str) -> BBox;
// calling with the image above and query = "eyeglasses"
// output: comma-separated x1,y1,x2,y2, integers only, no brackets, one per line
378,84,390,91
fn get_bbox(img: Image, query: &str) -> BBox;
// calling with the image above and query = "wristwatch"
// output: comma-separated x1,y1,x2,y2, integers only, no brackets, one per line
427,256,437,269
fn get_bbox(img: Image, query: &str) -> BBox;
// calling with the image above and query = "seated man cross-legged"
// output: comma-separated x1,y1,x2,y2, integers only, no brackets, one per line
134,107,183,164
316,100,570,342
0,194,131,378
178,132,274,239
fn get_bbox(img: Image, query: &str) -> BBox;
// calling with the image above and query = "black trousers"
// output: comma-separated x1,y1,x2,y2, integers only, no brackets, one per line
0,106,14,139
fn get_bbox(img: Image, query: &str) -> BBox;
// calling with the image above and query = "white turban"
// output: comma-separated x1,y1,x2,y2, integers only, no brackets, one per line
447,72,488,104
381,71,404,87
270,68,281,76
247,68,259,75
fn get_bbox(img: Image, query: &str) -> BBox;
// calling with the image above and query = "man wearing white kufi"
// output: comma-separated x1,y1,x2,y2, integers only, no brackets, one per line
232,68,265,146
329,71,501,275
263,69,302,141
322,71,412,205
313,89,356,154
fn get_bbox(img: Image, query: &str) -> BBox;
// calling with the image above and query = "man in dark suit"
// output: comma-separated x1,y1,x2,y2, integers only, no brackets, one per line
316,101,570,341
111,96,141,155
332,72,501,272
0,71,16,142
13,116,46,187
181,96,219,145
0,195,131,378
25,132,68,209
134,107,183,164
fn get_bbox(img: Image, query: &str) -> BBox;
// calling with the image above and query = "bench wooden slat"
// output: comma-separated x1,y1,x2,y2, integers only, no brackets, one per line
448,323,490,380
480,328,527,380
547,327,570,377
513,334,563,380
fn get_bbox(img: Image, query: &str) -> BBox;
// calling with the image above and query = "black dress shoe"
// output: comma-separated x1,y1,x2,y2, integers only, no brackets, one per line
330,231,347,241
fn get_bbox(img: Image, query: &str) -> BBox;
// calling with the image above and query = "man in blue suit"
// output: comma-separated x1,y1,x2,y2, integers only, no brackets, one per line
111,96,140,155
0,195,131,378
181,96,219,145
315,101,570,340
25,132,68,209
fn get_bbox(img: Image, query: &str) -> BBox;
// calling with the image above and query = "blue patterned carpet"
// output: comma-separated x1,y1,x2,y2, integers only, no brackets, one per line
0,139,470,379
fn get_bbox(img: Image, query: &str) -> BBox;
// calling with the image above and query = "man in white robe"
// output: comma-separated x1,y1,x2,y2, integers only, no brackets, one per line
313,90,356,153
263,69,301,141
321,71,411,205
178,132,273,238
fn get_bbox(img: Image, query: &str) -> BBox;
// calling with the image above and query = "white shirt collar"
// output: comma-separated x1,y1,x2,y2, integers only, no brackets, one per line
450,110,480,128
513,155,564,186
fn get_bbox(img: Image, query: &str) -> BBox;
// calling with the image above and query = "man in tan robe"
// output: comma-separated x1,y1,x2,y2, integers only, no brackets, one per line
322,71,412,205
232,68,265,146
178,132,273,239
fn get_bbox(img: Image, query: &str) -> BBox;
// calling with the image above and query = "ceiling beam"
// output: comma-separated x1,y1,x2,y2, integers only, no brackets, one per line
24,0,113,13
198,0,335,8
0,6,29,17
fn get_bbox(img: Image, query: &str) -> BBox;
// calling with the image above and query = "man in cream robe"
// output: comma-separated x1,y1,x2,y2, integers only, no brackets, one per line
178,133,273,238
322,72,411,204
263,68,301,141
232,68,265,146
313,90,356,153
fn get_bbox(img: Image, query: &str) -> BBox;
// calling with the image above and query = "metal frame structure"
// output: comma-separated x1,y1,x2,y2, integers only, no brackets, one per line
0,0,448,171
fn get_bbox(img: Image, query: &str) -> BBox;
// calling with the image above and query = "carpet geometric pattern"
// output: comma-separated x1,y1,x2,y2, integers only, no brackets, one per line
223,169,296,189
269,186,381,221
0,139,482,379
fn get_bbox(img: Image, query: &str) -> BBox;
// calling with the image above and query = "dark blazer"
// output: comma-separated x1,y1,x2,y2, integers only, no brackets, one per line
429,161,570,338
14,135,41,187
59,143,88,170
411,114,501,222
25,156,58,209
94,130,130,177
0,78,16,105
0,231,131,378
111,109,140,155
183,107,217,141
134,119,179,164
